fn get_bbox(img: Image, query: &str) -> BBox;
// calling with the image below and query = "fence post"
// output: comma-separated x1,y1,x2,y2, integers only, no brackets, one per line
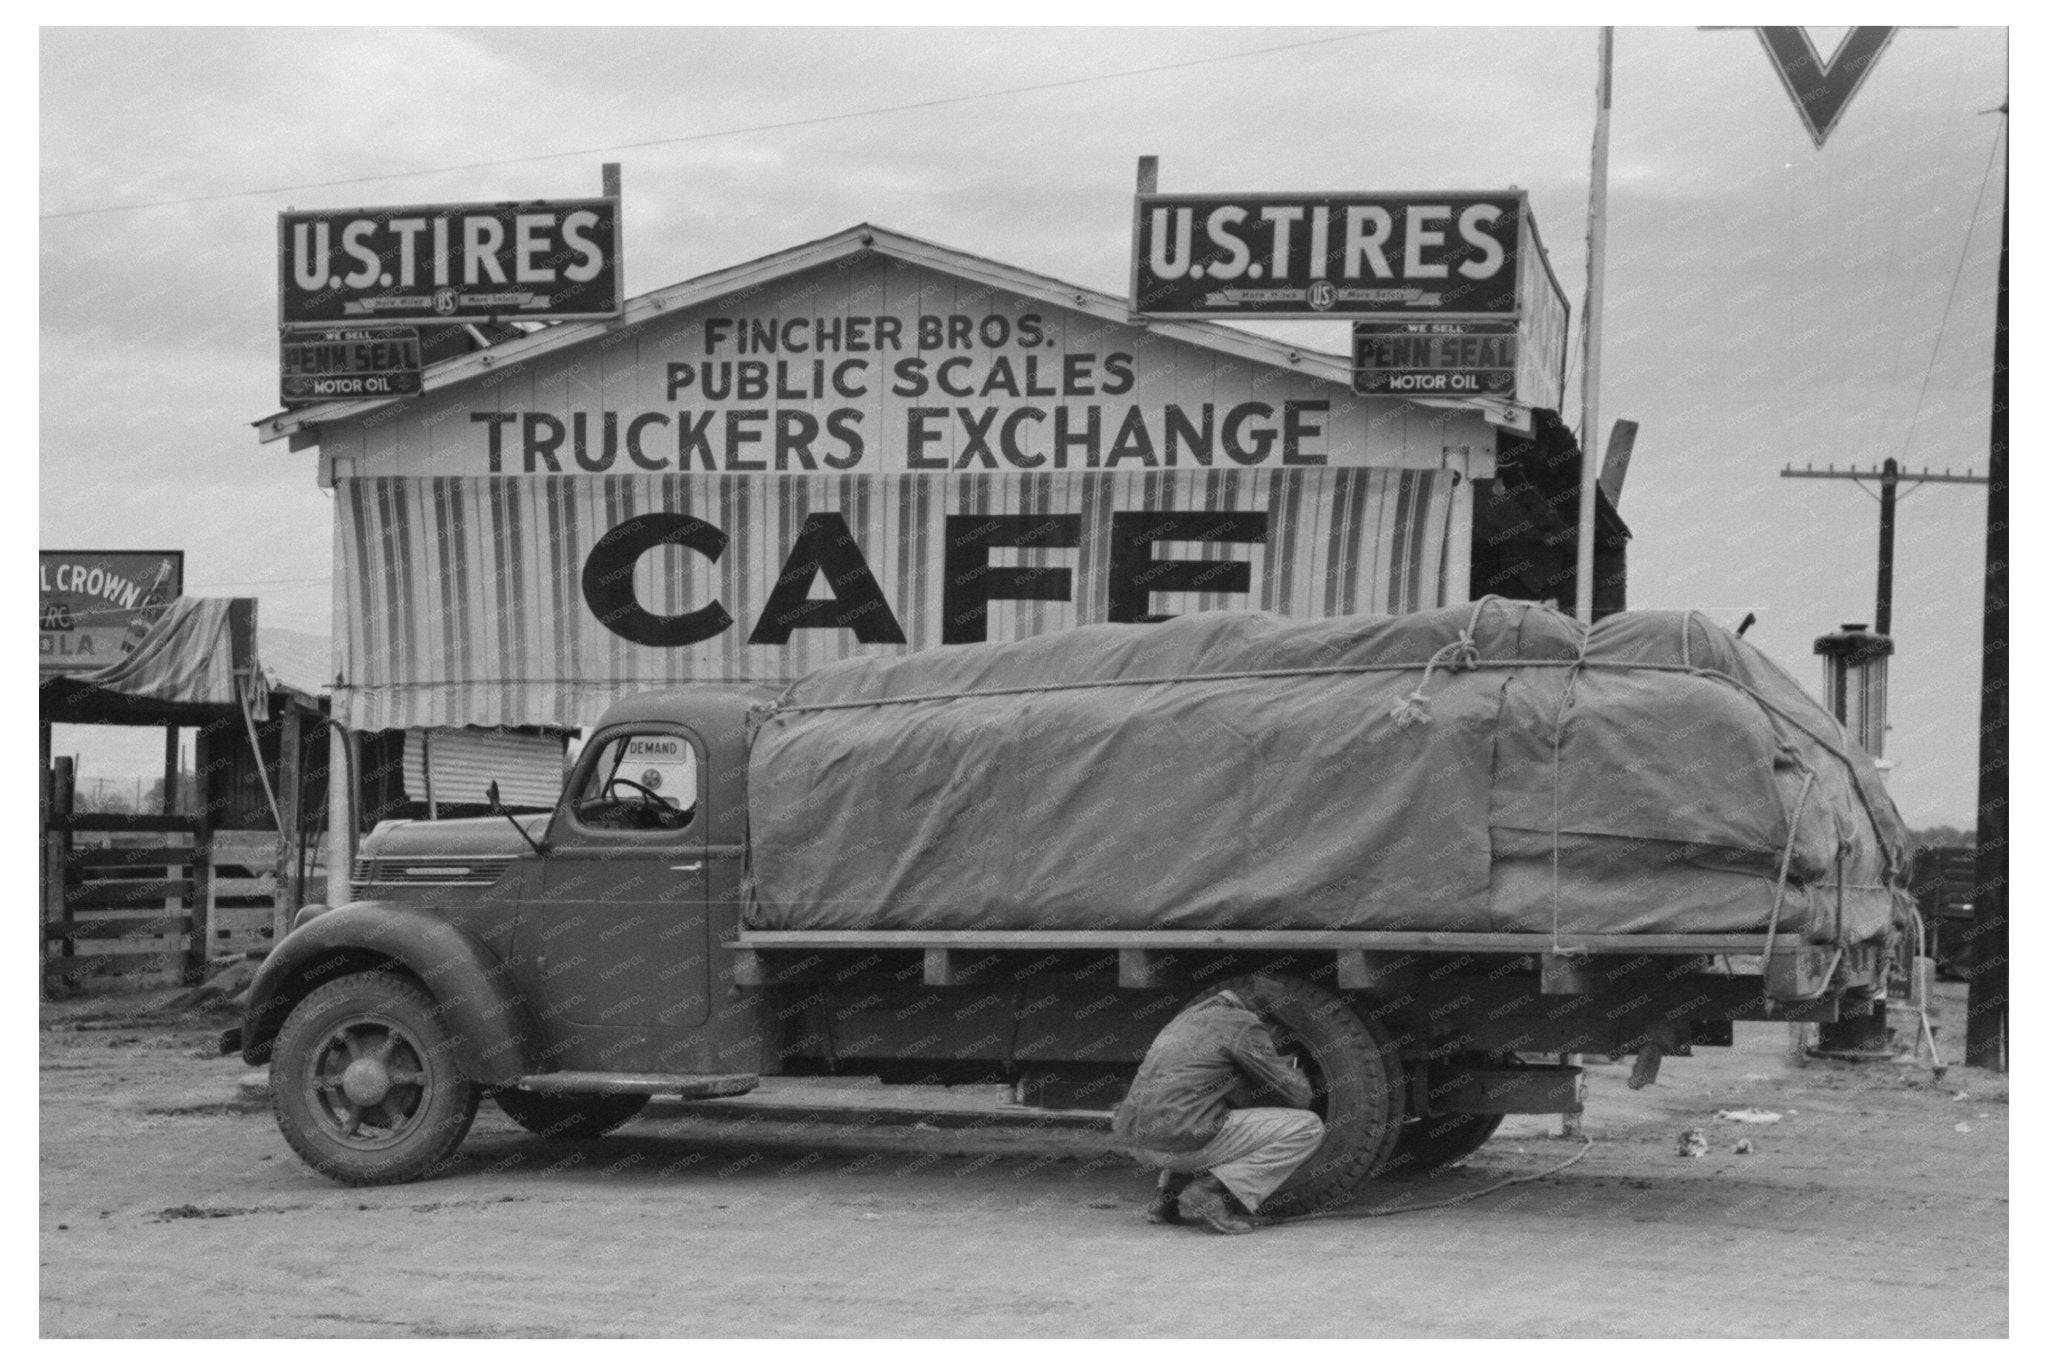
47,755,76,990
188,727,214,982
39,722,51,978
274,703,303,944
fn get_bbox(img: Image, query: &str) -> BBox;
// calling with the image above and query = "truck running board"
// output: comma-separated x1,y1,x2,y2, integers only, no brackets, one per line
509,1072,759,1099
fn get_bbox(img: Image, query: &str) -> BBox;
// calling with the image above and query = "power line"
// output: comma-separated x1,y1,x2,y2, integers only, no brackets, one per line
185,575,331,588
1898,111,2004,463
40,29,1404,222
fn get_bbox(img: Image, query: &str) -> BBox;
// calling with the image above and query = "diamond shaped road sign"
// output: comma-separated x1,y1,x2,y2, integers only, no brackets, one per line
1752,27,1901,149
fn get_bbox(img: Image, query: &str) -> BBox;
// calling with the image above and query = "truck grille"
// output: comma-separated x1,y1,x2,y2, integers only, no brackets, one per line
350,856,513,893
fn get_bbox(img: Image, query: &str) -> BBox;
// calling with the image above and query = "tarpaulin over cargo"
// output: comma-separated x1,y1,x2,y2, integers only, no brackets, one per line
746,599,1910,944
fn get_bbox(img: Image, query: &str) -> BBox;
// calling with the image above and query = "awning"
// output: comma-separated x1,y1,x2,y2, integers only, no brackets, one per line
40,597,265,726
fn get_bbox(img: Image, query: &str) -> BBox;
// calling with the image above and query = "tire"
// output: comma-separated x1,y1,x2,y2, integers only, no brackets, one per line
1381,1112,1505,1178
270,972,481,1186
1383,1051,1522,1177
494,1090,649,1140
1200,972,1405,1216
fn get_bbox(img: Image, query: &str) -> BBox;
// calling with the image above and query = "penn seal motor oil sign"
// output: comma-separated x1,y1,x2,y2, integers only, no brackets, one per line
1352,319,1518,397
280,326,423,405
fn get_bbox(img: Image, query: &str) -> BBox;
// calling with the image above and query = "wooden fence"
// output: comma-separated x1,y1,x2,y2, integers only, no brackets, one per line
43,806,211,988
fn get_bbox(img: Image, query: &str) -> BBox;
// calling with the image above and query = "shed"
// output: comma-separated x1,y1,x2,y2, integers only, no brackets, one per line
39,597,330,985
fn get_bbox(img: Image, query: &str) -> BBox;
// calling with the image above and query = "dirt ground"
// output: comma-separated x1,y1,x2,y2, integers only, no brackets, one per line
40,983,2006,1338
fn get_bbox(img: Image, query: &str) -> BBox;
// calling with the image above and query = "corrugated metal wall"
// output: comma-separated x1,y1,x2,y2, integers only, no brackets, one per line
334,467,1456,731
400,727,566,811
317,250,1487,733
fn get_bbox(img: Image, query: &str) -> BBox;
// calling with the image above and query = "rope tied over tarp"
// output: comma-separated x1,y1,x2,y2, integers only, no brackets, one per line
1389,599,1493,728
1761,757,1821,965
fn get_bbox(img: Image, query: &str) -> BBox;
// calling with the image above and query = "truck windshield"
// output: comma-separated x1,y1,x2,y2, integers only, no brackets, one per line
573,731,698,831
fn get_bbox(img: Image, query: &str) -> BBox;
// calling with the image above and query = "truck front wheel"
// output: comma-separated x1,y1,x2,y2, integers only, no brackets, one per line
1204,972,1406,1216
270,973,481,1186
494,1090,649,1140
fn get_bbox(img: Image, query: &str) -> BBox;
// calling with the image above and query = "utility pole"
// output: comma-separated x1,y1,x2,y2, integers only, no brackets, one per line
1559,26,1615,1142
1778,460,1989,633
1877,459,1897,634
1967,149,2008,1071
1575,26,1614,626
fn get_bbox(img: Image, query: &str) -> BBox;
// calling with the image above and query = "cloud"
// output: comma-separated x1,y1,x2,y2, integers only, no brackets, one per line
38,25,2008,820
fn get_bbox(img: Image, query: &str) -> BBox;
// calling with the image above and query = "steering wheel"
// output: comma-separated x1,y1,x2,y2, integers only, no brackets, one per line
606,776,663,804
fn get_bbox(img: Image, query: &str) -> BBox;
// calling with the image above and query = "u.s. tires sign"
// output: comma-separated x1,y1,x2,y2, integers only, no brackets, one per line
1131,191,1525,319
278,199,622,327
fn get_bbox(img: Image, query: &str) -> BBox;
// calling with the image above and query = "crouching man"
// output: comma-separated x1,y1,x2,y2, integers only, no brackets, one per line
1111,987,1324,1234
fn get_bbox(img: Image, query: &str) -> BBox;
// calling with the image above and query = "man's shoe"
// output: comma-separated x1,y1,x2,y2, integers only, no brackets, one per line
1177,1176,1256,1235
1146,1172,1194,1225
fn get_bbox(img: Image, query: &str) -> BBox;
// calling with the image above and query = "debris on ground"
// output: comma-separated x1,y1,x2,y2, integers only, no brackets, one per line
160,957,259,1016
1714,1108,1782,1124
1677,1128,1709,1158
156,1204,245,1222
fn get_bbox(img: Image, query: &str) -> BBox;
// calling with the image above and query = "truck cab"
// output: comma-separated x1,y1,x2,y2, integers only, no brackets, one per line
239,688,774,1185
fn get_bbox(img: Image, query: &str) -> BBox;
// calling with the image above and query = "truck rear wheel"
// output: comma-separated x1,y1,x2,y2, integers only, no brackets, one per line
1382,1051,1520,1176
1203,972,1405,1216
494,1090,649,1140
270,973,481,1186
1382,1112,1505,1177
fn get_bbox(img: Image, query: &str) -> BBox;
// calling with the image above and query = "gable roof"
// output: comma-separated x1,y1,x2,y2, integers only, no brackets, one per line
255,222,1528,445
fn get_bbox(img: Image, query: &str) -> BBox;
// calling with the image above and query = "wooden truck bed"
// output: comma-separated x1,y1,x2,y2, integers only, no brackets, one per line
729,928,1875,1003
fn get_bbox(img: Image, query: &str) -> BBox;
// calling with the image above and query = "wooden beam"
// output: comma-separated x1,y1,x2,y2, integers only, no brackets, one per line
67,846,194,869
66,879,195,908
48,755,74,978
1541,953,1594,995
190,726,214,980
59,813,202,834
1335,950,1407,991
730,948,766,989
1118,948,1161,989
162,726,180,815
922,947,955,986
46,916,194,941
733,928,1777,956
1765,947,1837,1002
275,703,303,940
1598,418,1639,504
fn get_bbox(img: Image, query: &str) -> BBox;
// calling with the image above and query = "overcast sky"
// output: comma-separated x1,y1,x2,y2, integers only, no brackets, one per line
38,24,2007,824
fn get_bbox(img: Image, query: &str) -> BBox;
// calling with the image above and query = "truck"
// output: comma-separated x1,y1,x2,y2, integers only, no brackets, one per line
233,599,1912,1214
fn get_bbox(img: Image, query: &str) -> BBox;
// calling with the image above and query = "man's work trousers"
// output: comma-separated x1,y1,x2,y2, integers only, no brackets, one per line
1127,1108,1325,1213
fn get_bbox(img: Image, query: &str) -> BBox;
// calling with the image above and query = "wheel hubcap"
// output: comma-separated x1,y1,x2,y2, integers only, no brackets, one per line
304,1013,430,1150
340,1057,392,1106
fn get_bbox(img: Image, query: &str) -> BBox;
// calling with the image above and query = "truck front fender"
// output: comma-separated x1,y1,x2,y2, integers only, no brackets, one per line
240,901,538,1085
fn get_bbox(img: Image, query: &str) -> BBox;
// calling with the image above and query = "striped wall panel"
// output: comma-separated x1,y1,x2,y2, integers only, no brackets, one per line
334,469,1455,731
